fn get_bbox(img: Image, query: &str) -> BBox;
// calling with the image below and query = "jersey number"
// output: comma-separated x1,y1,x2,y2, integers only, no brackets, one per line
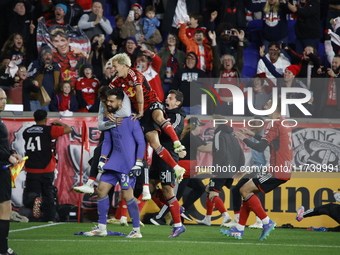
26,136,42,152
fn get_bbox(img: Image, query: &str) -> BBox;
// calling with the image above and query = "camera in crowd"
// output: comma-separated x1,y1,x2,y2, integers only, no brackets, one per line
225,30,234,35
45,63,57,71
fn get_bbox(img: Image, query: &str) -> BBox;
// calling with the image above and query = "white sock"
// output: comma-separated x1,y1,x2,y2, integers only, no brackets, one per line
256,216,262,224
133,227,140,233
234,213,240,222
261,216,270,225
174,223,183,227
236,224,245,231
206,215,211,221
86,179,94,187
98,223,106,231
222,212,230,219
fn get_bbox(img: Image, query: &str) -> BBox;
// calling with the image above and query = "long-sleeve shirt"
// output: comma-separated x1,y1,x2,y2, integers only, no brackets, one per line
101,115,146,174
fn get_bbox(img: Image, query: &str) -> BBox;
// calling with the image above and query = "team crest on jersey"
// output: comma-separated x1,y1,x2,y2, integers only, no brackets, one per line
69,59,78,68
92,82,97,87
125,86,136,97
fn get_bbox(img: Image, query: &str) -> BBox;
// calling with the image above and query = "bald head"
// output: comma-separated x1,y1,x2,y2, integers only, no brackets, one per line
0,88,7,113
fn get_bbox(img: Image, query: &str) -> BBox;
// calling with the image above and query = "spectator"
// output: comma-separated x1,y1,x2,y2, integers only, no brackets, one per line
135,49,164,102
45,3,67,27
49,81,79,115
7,65,40,111
178,24,213,76
117,36,143,67
247,0,290,51
50,28,87,88
117,0,141,20
314,55,340,118
23,110,72,222
120,3,162,52
215,22,249,60
88,34,107,81
171,52,206,115
0,33,33,68
140,5,160,40
100,61,115,87
158,34,186,97
109,14,125,51
27,44,60,111
52,0,84,27
75,63,100,113
78,1,113,42
257,42,290,81
286,0,320,54
210,30,245,116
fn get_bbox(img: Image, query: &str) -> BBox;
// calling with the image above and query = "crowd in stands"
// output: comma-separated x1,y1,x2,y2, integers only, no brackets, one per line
0,0,339,118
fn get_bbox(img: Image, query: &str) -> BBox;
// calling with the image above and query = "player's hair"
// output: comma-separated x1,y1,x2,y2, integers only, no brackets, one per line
34,109,48,122
145,5,156,13
168,89,183,105
110,53,131,67
107,87,124,100
50,28,67,41
98,85,110,100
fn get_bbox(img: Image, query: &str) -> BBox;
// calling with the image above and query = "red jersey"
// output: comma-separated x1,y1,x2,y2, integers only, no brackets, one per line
262,117,293,180
109,68,160,113
52,49,85,89
76,77,100,111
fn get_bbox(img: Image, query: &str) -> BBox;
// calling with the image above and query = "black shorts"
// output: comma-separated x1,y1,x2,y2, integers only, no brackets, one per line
140,102,164,134
208,177,233,192
0,167,11,202
149,156,176,187
253,172,287,193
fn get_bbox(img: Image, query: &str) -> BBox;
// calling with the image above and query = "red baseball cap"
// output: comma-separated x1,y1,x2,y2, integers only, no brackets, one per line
131,3,143,11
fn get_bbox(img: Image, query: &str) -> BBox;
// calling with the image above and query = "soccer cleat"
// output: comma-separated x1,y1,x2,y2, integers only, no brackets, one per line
142,186,151,201
73,185,94,195
174,167,186,183
307,226,327,232
120,216,129,226
196,217,211,226
169,225,186,238
139,221,145,227
248,221,263,229
220,227,244,239
259,219,276,241
221,219,238,228
220,215,232,226
296,206,305,222
7,248,18,255
150,217,166,226
174,141,185,153
33,197,42,218
107,217,120,224
83,226,107,237
126,230,142,238
11,210,29,223
181,211,193,221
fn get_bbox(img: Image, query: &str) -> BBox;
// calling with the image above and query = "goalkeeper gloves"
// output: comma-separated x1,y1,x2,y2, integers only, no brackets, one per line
98,156,107,173
129,160,143,177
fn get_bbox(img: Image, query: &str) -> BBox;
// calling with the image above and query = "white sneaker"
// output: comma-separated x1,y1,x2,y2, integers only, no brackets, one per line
248,221,263,229
126,230,142,238
221,214,232,226
11,211,29,223
196,217,211,226
120,216,129,226
73,185,94,195
107,217,120,224
221,219,238,228
142,186,151,201
83,226,107,237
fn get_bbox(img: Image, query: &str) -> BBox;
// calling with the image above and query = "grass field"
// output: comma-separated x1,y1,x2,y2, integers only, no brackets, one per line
8,222,339,255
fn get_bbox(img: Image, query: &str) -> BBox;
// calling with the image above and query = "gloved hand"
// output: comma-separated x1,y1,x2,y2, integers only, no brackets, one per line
129,160,143,177
98,156,107,173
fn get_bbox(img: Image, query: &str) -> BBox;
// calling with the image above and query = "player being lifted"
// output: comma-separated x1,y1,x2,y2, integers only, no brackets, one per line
108,53,186,182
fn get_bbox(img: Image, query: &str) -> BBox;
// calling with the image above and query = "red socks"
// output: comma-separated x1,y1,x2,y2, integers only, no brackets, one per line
246,194,267,220
155,146,177,169
167,196,181,224
160,120,179,143
238,201,251,226
212,196,227,214
206,196,214,215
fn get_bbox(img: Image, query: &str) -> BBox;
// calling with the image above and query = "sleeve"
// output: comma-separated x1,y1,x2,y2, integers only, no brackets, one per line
243,138,269,152
178,23,191,47
151,54,162,73
78,14,92,30
100,18,113,34
257,58,266,74
69,95,79,112
262,122,280,145
144,28,162,45
49,95,60,112
101,130,112,157
260,56,283,78
211,45,221,78
51,125,66,139
132,120,146,159
295,2,319,18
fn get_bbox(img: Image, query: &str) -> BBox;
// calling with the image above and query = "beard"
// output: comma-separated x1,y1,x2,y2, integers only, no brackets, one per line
107,106,119,113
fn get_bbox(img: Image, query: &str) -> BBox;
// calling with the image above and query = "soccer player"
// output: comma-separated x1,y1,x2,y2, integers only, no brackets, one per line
148,90,187,237
84,88,146,238
197,122,245,227
108,53,186,183
227,99,293,240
